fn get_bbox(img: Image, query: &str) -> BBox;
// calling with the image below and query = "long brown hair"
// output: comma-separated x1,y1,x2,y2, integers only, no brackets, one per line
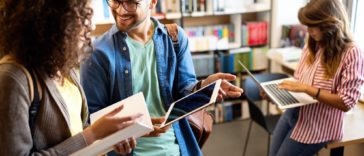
298,0,353,78
0,0,93,78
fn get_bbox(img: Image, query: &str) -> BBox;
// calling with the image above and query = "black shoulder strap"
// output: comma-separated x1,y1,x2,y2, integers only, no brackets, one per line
27,69,40,152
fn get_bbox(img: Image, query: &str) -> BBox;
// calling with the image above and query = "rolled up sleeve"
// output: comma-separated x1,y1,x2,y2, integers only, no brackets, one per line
337,46,364,109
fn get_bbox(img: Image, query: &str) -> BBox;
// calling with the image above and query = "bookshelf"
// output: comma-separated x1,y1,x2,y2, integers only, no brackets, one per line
91,0,273,123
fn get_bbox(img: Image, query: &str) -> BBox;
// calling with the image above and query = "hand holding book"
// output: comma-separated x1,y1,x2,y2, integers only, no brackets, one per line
71,93,154,156
83,105,143,145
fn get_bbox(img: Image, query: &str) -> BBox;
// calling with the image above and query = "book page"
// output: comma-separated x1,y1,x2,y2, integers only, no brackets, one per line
90,92,153,128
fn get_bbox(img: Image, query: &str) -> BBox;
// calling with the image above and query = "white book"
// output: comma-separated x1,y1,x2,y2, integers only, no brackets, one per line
71,93,153,156
166,0,180,13
267,47,303,62
193,0,198,12
206,0,214,13
252,47,268,70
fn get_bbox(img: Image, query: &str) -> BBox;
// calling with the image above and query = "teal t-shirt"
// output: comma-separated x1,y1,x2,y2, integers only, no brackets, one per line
126,25,180,156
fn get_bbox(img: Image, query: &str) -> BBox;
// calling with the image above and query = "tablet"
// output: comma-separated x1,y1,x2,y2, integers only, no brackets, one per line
160,79,222,128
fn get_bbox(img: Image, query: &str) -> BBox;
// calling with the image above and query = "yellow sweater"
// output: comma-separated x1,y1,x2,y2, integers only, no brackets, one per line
55,78,83,136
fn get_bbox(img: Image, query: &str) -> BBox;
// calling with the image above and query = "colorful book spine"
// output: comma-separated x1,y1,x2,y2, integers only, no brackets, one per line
245,21,268,46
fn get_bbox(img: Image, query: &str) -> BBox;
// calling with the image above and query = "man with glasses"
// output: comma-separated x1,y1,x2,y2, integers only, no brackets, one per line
81,0,243,155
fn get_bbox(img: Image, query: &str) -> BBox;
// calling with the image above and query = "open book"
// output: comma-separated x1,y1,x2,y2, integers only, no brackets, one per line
71,93,154,156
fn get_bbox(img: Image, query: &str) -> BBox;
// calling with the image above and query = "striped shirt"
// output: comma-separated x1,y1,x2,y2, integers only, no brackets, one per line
291,44,364,144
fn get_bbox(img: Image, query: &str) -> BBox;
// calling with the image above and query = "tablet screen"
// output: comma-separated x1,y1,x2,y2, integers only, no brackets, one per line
161,79,221,127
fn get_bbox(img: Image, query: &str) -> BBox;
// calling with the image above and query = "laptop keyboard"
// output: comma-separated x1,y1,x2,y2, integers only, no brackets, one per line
265,84,299,105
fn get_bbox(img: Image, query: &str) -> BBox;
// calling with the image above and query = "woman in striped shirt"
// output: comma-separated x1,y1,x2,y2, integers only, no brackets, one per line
269,0,364,155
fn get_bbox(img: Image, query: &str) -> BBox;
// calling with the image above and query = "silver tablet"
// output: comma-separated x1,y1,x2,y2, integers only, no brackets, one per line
160,79,222,128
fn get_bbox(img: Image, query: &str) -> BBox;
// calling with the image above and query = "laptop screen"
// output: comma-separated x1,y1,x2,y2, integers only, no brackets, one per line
238,60,263,88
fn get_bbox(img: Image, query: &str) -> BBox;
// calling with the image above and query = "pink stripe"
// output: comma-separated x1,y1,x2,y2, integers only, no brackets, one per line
316,105,325,142
303,106,314,141
328,108,336,140
310,105,320,141
300,107,309,142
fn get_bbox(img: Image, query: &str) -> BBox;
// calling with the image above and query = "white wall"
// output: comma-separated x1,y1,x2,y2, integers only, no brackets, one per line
353,0,364,49
270,0,307,48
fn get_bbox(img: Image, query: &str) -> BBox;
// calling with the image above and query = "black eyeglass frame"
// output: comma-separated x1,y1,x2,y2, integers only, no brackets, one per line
106,0,142,12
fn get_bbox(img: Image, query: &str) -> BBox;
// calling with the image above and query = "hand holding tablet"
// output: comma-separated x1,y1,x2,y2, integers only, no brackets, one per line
143,117,170,137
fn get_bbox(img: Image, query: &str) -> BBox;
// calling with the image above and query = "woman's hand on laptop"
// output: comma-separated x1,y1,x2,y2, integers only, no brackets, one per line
259,89,269,100
278,80,308,92
143,117,170,137
202,73,244,101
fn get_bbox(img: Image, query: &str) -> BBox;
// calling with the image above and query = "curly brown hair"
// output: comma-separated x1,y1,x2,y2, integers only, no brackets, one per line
298,0,353,78
0,0,93,78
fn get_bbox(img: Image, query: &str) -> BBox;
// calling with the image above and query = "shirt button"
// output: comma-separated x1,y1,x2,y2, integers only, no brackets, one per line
125,70,129,74
123,47,127,51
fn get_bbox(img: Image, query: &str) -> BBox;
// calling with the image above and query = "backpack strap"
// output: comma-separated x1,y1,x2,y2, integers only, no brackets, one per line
27,69,40,134
164,25,213,147
165,23,181,101
165,24,201,91
0,55,41,152
165,23,180,54
0,55,34,101
165,23,179,42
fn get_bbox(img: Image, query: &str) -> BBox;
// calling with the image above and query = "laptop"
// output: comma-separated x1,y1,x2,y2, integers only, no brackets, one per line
160,79,221,128
238,61,317,109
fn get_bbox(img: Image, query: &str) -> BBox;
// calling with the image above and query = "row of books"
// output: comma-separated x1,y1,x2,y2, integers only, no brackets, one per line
192,47,269,78
91,0,269,24
155,0,258,15
185,24,235,52
217,47,269,73
192,54,215,78
185,21,268,52
155,0,180,13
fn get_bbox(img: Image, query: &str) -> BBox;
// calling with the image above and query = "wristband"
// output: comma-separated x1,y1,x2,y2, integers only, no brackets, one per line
193,80,202,92
314,88,321,99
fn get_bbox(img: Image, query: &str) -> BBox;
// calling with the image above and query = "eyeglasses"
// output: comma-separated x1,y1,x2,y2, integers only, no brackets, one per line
106,0,141,12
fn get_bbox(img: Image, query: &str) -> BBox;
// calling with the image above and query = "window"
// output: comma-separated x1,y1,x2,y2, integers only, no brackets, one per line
351,0,364,48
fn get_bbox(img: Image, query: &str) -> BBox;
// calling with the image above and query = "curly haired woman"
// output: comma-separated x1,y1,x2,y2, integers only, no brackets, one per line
0,0,140,155
269,0,364,155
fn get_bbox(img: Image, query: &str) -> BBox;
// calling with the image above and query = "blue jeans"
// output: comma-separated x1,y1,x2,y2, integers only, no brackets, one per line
269,108,327,156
